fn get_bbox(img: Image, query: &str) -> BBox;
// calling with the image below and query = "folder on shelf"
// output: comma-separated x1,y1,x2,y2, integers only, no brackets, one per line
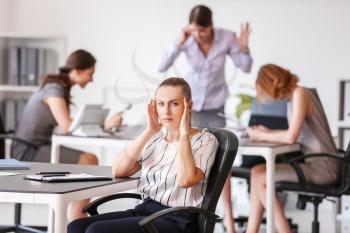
8,47,20,85
24,173,113,183
0,159,31,170
26,47,39,86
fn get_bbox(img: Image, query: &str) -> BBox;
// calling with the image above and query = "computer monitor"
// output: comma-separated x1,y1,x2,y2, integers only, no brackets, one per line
249,98,289,129
248,115,288,130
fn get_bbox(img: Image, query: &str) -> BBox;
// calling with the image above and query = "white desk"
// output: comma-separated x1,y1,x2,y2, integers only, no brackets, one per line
51,135,131,163
0,162,138,233
51,125,145,163
239,139,300,233
52,131,301,233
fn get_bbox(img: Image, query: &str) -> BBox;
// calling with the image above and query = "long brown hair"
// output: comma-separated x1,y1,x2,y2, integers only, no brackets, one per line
256,64,299,103
41,49,96,104
189,5,213,27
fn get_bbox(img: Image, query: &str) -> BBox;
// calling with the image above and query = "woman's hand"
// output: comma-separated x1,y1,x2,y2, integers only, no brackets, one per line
146,99,162,134
247,126,263,141
256,125,270,132
104,112,123,130
180,98,191,138
236,22,251,52
177,24,194,48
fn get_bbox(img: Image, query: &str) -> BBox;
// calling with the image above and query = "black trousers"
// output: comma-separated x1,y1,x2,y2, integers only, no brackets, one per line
67,198,197,233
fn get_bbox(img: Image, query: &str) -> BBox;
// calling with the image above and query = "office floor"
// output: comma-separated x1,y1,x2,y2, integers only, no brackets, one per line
0,182,340,233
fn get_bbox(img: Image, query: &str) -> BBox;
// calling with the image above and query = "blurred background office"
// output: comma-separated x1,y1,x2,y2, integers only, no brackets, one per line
0,0,350,232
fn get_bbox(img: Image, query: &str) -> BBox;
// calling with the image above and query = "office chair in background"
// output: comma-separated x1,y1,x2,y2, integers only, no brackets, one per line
82,128,239,233
275,89,350,233
0,114,47,233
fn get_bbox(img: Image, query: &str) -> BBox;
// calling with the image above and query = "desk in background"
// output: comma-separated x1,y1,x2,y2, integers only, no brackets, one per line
239,139,300,233
51,125,145,164
0,162,138,233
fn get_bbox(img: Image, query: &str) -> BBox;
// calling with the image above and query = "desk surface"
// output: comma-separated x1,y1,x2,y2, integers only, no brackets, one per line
239,138,298,148
0,162,138,194
54,124,145,140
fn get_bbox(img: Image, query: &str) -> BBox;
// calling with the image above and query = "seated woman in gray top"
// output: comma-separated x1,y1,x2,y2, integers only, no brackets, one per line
246,64,341,233
11,49,122,220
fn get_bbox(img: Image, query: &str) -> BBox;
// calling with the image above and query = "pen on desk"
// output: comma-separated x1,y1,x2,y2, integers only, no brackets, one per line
42,174,68,177
36,172,70,175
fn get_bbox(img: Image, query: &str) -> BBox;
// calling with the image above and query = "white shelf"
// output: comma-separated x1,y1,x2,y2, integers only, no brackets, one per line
0,85,38,92
0,31,65,40
338,121,350,128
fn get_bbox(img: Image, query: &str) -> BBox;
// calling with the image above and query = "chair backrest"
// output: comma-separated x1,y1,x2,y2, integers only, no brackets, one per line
336,141,350,195
307,88,337,151
198,128,239,233
308,88,348,195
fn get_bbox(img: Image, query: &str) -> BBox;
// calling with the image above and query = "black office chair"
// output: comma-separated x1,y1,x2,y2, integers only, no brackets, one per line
275,89,349,233
276,142,350,233
82,128,239,233
0,115,46,233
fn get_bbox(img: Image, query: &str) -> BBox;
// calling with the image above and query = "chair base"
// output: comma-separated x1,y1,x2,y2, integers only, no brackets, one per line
0,224,46,233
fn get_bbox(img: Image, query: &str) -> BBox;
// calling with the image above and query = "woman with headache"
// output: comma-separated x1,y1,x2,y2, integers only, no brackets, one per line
68,77,219,233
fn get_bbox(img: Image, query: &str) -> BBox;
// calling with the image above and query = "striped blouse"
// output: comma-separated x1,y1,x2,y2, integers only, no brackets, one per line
137,129,218,208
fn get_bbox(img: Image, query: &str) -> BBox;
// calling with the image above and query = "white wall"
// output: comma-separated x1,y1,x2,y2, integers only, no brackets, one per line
9,0,350,134
0,0,14,30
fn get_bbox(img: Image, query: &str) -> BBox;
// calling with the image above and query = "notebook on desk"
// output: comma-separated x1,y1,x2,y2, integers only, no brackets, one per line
24,173,112,183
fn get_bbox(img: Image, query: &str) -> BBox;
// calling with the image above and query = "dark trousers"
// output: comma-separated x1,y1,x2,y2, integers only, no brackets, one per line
67,198,196,233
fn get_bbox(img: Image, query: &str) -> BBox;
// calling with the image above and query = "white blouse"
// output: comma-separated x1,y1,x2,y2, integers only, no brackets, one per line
137,129,218,207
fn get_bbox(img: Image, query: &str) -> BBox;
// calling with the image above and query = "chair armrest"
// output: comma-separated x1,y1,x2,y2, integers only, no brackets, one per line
282,153,343,187
286,153,343,164
82,193,142,216
0,134,39,149
138,206,219,233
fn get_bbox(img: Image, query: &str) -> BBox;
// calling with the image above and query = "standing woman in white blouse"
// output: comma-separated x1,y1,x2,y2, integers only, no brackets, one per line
157,7,252,232
68,77,219,233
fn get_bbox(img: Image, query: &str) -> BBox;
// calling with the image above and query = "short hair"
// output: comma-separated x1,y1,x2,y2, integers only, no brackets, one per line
189,5,213,27
156,77,192,101
256,64,299,102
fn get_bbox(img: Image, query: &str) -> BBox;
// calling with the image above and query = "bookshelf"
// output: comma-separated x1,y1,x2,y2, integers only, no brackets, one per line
0,32,66,131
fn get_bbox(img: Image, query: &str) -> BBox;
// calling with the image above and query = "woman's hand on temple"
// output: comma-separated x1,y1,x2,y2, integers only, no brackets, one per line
146,99,162,134
177,24,194,48
180,98,191,138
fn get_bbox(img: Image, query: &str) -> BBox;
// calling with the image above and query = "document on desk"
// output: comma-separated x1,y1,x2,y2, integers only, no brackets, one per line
0,172,20,176
0,159,31,170
24,173,113,183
